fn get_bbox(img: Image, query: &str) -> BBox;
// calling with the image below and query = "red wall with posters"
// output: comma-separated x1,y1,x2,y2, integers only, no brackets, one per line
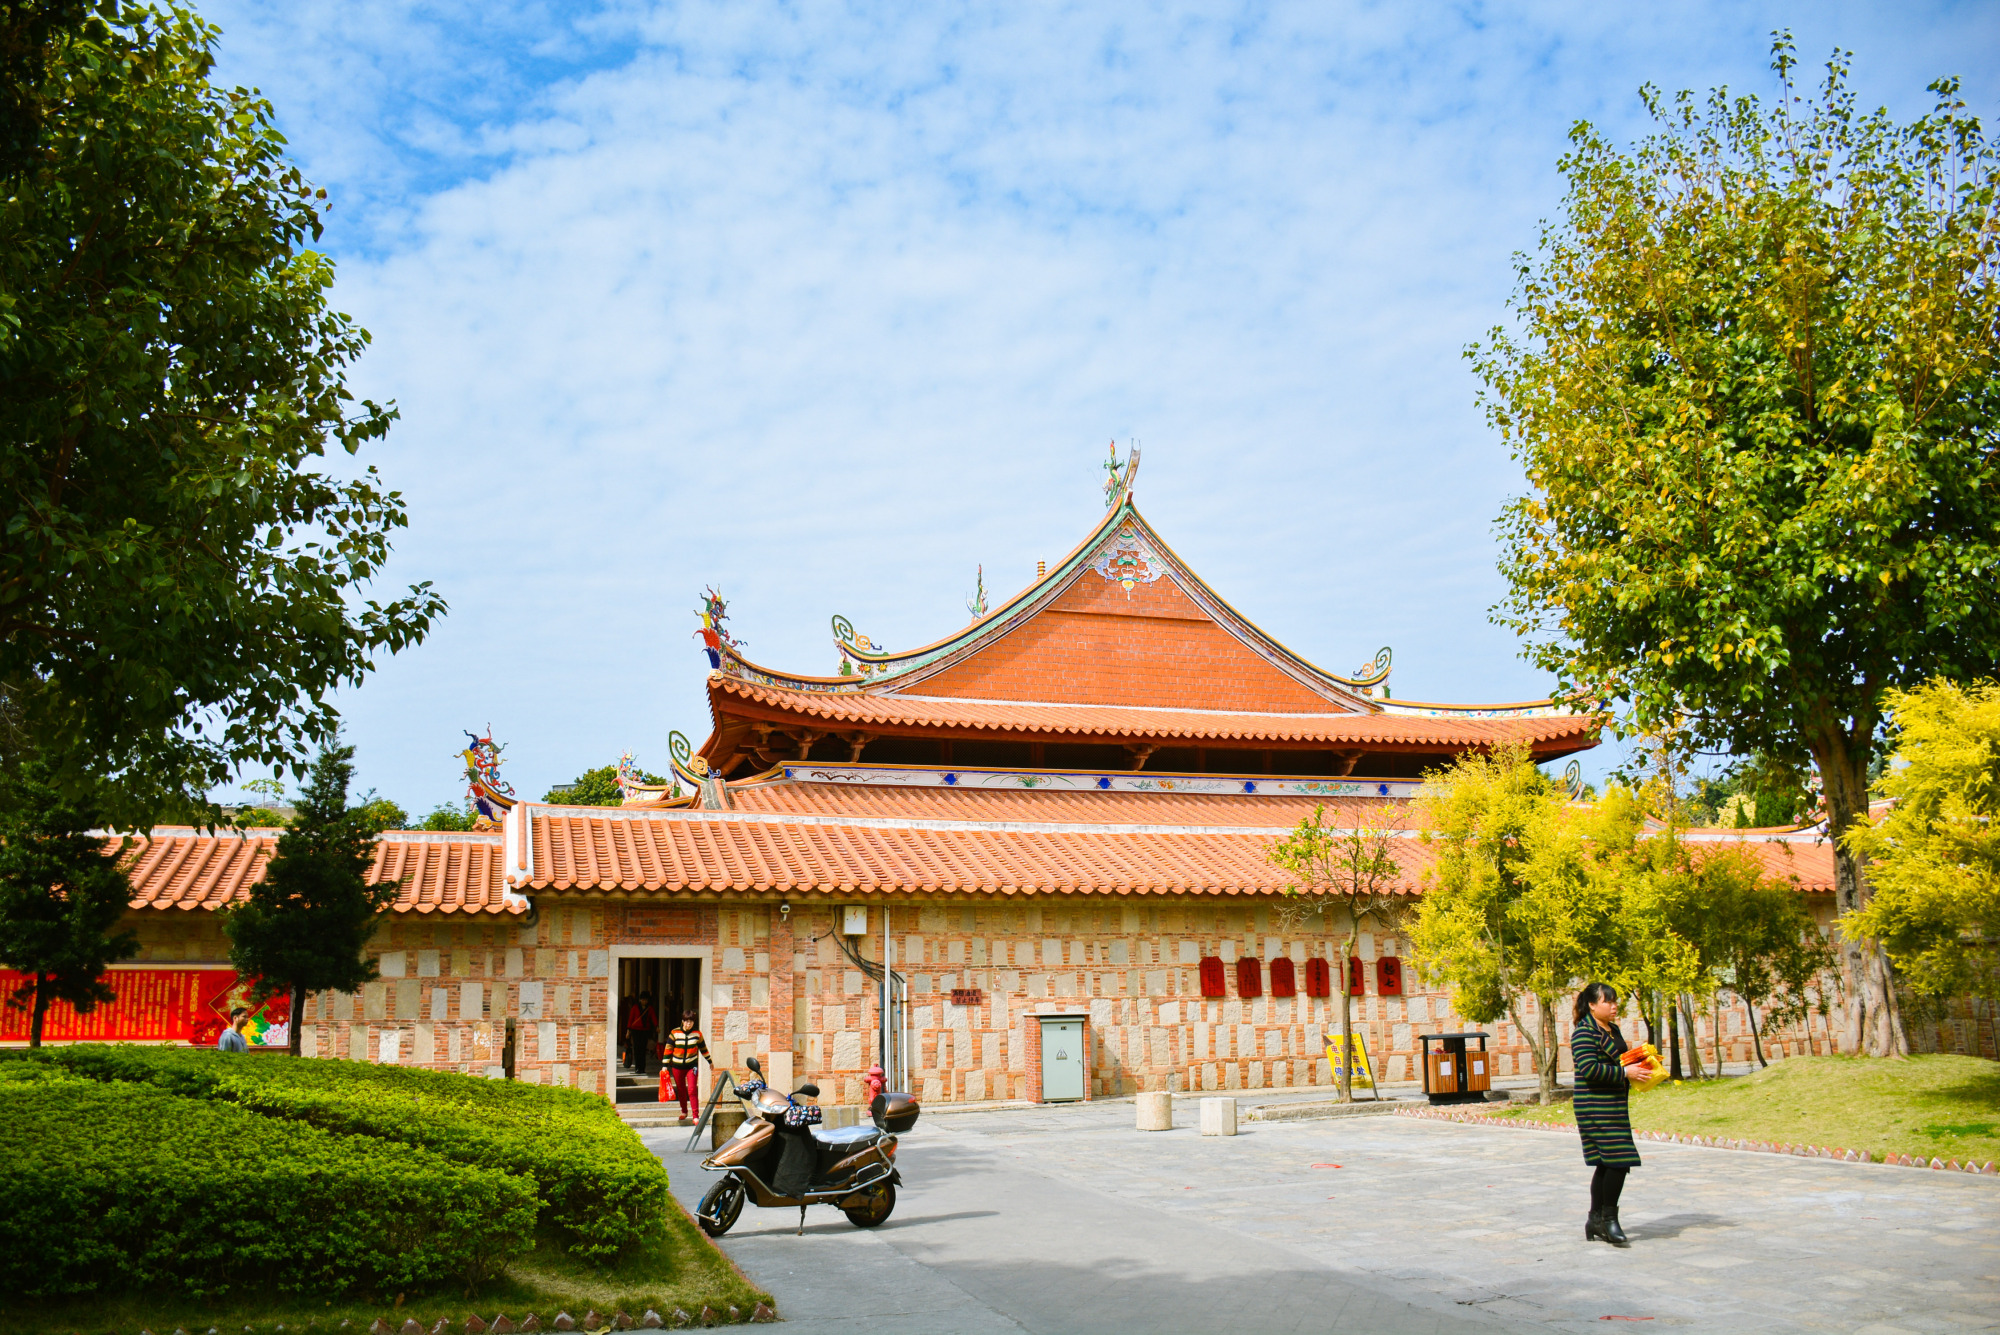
0,968,284,1045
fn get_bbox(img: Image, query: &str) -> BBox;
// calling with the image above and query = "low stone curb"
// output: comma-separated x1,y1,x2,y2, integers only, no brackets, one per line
1393,1105,1998,1176
1246,1099,1403,1122
140,1301,777,1334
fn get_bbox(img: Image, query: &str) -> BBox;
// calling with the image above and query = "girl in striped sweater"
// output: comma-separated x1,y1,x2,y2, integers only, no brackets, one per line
1573,981,1641,1247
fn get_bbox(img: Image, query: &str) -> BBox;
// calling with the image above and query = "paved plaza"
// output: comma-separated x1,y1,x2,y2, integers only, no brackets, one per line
647,1096,2000,1334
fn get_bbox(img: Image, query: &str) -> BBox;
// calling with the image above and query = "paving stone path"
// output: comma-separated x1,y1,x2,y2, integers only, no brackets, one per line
648,1097,1999,1333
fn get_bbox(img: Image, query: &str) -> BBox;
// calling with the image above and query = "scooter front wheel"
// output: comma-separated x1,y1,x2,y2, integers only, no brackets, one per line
698,1177,746,1236
842,1182,896,1228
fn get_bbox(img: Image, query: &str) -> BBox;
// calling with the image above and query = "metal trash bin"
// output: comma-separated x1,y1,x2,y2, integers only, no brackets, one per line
1418,1031,1492,1105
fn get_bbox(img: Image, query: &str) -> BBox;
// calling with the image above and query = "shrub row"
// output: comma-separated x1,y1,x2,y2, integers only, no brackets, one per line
20,1046,670,1261
0,1081,535,1300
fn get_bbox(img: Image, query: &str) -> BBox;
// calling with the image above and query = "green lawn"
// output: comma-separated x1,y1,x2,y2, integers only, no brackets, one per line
1484,1054,2000,1167
0,1189,769,1335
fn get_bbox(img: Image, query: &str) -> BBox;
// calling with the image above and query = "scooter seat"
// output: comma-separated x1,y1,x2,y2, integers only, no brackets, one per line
811,1124,880,1147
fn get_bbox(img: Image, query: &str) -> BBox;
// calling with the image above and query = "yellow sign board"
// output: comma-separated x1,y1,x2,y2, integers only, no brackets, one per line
1323,1031,1375,1088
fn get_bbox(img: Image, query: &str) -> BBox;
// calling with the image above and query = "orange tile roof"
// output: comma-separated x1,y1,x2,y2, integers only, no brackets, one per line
709,678,1598,752
525,808,1423,896
519,808,1836,897
120,830,521,915
725,780,1421,828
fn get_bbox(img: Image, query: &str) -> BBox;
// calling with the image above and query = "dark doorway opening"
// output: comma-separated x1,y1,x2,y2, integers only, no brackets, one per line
615,956,702,1103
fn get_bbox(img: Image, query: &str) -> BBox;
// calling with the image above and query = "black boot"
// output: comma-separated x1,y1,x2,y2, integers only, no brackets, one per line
1585,1210,1609,1242
1603,1210,1630,1248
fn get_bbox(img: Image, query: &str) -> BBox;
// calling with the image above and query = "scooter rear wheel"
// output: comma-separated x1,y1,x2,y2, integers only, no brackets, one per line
842,1182,896,1228
698,1177,745,1236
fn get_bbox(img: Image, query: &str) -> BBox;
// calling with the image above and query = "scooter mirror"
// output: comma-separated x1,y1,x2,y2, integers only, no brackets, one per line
745,1055,763,1076
796,1082,821,1098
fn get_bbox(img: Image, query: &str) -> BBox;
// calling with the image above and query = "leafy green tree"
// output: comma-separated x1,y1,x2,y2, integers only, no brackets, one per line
544,762,666,806
1413,746,1639,1101
420,801,476,832
1472,39,2000,1057
0,3,444,825
0,761,136,1046
352,791,408,831
1269,804,1406,1102
221,740,398,1056
1844,679,2000,1011
1,0,96,179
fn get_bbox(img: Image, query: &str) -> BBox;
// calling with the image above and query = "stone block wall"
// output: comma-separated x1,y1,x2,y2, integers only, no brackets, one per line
97,897,1856,1098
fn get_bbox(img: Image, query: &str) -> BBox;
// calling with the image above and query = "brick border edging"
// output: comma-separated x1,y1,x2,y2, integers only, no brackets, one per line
1392,1105,1998,1176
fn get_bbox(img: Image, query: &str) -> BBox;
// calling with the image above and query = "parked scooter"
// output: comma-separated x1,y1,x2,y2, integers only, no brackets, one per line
695,1056,920,1236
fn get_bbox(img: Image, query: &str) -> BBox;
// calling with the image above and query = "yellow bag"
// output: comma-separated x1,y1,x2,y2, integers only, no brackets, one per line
1620,1042,1669,1091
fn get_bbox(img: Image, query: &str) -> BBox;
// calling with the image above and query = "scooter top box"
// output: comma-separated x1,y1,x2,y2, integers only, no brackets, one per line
873,1091,920,1133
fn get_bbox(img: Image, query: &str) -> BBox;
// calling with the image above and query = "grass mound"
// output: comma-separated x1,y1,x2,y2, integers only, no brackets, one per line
0,1081,535,1300
1489,1054,2000,1164
17,1044,668,1261
0,1047,769,1330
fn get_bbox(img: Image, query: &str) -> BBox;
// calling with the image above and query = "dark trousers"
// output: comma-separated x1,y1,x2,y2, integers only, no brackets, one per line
1590,1165,1629,1213
625,1029,651,1071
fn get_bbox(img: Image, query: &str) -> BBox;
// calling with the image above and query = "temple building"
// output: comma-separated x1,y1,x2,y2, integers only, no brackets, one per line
13,462,1865,1095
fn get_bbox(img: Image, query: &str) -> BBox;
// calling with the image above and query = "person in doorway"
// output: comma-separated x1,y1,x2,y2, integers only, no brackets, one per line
662,1010,710,1126
623,991,655,1072
1573,980,1641,1246
216,1006,251,1053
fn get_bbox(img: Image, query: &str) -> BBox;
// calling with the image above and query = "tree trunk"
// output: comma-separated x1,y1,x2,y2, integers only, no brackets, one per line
1668,1001,1682,1078
1680,994,1707,1078
1816,735,1909,1058
289,982,305,1058
1711,996,1724,1075
1745,996,1768,1068
1541,998,1560,1102
29,971,48,1049
1337,938,1354,1104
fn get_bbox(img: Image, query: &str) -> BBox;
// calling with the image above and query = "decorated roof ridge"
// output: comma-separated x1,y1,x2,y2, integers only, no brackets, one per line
512,798,1837,846
709,496,1132,693
713,497,1400,710
748,759,1424,799
833,691,1571,720
115,825,505,845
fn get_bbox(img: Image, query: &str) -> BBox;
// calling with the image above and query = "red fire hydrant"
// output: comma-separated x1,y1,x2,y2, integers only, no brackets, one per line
864,1063,886,1104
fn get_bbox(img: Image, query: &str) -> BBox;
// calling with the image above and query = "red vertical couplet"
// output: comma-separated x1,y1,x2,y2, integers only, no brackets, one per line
1347,956,1366,997
1303,957,1332,998
1375,957,1404,996
1268,957,1297,998
1235,957,1263,998
1198,956,1226,998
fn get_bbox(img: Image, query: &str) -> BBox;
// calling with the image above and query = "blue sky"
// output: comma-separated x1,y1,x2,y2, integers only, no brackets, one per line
195,1,2000,814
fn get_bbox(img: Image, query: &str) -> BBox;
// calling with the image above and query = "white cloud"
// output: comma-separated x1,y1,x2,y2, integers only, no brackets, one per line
194,0,2000,807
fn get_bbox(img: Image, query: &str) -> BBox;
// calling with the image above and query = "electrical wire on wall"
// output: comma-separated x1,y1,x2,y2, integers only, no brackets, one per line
811,926,909,1091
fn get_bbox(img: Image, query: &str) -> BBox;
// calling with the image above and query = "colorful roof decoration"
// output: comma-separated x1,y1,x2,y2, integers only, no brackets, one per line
460,728,515,831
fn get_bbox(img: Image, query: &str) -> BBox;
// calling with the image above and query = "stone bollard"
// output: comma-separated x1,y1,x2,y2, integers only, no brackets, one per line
1136,1090,1173,1131
1199,1096,1237,1137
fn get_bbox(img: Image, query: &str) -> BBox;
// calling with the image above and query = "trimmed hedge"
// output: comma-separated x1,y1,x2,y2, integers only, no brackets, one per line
20,1046,670,1261
0,1081,535,1299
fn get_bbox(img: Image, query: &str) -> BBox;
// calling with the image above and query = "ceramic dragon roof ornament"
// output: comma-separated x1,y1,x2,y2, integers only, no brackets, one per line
966,565,989,621
1103,439,1141,509
460,728,515,830
695,586,744,671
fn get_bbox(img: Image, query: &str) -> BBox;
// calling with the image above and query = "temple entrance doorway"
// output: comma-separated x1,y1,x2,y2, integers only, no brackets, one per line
611,948,707,1104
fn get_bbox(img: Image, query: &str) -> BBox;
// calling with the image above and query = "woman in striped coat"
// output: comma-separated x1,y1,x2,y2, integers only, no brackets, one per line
1573,981,1641,1246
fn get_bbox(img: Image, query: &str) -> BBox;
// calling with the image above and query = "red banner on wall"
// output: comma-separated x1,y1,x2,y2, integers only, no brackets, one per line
0,968,291,1046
